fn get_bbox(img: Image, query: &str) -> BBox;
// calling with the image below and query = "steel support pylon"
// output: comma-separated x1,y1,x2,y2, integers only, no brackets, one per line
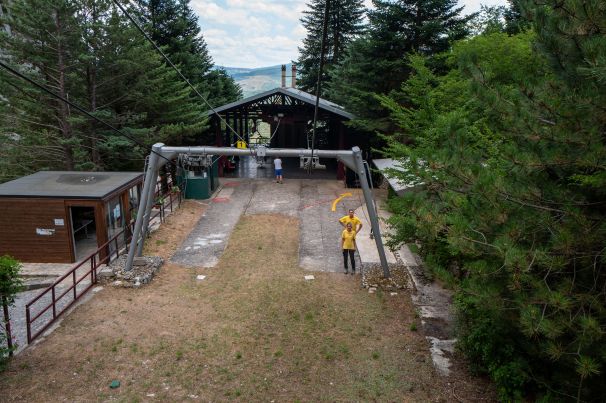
125,143,164,270
125,145,391,278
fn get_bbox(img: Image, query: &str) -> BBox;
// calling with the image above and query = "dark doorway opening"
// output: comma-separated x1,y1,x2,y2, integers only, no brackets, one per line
224,156,337,180
70,206,97,261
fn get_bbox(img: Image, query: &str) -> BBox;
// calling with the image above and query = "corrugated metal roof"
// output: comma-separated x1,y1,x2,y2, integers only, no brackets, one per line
0,171,143,199
207,87,354,119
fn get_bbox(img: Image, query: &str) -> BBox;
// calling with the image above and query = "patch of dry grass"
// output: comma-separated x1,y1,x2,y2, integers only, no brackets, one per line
0,210,464,402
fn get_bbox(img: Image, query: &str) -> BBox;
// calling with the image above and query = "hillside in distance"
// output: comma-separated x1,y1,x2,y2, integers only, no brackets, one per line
218,64,293,98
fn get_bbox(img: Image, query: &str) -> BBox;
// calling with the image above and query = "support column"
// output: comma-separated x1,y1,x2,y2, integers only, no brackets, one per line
214,116,222,147
216,117,224,176
244,113,249,144
125,143,164,271
352,147,391,278
239,115,244,143
232,114,238,146
136,166,160,256
224,113,230,146
337,120,346,180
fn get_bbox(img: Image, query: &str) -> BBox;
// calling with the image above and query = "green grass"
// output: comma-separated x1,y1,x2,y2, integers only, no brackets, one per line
0,214,440,402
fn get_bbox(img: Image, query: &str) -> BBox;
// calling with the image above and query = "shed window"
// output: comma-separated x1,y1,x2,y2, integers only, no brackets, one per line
106,196,124,255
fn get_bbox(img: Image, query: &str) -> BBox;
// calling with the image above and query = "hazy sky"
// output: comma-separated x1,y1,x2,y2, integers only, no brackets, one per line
191,0,509,68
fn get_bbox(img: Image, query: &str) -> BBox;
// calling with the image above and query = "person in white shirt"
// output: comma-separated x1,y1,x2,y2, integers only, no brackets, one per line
274,157,283,184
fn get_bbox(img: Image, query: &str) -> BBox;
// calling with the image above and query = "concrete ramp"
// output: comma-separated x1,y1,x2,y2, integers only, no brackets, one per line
172,179,363,273
172,181,253,268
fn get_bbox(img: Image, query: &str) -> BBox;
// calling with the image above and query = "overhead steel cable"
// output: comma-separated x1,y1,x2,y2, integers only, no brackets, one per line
0,60,172,165
309,0,331,174
112,0,247,145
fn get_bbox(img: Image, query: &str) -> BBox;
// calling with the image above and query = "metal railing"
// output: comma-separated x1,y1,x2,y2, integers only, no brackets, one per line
25,177,182,344
25,225,132,343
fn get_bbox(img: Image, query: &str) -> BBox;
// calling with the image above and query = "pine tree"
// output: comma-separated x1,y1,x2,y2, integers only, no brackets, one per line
380,1,606,399
88,4,207,170
139,0,240,107
202,68,243,109
0,0,208,175
296,0,366,96
504,0,528,34
143,0,213,84
329,0,472,134
0,0,85,172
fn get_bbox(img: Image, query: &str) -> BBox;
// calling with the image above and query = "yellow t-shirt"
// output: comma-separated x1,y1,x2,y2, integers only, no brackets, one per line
339,215,361,230
342,229,357,250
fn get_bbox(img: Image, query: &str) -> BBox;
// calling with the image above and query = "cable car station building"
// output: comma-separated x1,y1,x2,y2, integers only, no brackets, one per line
208,65,364,180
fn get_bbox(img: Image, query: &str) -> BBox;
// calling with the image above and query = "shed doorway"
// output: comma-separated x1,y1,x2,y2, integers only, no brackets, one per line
69,206,98,261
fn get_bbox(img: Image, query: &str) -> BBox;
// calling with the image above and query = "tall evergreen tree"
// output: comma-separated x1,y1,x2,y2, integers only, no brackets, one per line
296,0,366,96
380,0,606,399
0,0,84,172
143,0,213,84
138,0,240,107
0,0,208,176
202,68,243,108
329,0,472,134
88,4,207,170
504,0,528,34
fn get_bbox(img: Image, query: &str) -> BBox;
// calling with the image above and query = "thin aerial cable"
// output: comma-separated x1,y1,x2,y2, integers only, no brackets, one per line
112,0,246,144
268,117,282,144
0,60,172,164
309,0,331,174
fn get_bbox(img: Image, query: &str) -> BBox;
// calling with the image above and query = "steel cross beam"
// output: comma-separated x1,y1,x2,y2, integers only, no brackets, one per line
125,143,391,277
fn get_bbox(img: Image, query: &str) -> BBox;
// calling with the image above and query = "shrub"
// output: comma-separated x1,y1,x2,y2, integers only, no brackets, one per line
0,255,23,369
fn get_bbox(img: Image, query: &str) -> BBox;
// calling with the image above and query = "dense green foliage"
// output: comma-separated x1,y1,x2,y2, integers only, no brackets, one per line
0,255,23,368
139,0,241,106
381,1,606,400
329,0,472,134
296,0,366,96
0,0,237,180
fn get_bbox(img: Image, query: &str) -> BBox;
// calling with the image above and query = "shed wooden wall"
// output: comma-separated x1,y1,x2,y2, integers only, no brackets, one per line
0,198,73,263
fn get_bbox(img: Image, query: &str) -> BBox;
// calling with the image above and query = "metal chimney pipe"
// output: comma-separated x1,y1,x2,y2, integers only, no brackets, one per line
291,64,297,88
281,64,286,87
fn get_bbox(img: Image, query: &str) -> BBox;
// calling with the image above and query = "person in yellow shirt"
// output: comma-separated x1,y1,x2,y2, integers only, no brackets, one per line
339,209,362,233
341,222,357,275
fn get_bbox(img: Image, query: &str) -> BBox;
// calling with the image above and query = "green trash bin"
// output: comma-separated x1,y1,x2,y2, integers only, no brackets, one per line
183,169,211,200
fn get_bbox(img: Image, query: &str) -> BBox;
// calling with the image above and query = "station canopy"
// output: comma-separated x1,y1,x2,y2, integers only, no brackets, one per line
207,87,354,120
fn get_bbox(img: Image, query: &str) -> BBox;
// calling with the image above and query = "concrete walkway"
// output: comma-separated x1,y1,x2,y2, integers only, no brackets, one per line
172,178,365,272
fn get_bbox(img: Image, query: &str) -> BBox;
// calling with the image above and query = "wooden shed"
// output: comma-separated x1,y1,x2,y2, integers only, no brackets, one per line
0,171,143,263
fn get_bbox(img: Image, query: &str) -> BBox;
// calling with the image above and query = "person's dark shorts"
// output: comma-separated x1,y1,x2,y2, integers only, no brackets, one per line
275,169,282,176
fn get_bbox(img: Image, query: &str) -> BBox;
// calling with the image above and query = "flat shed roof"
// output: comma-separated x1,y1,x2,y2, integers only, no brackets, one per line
372,159,423,195
0,171,143,199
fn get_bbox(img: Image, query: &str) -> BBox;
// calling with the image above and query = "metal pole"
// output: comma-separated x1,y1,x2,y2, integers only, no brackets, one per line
2,296,13,356
352,147,391,278
136,154,162,256
125,143,163,270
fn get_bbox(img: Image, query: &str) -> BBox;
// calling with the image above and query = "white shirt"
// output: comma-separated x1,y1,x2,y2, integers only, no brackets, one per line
274,158,282,169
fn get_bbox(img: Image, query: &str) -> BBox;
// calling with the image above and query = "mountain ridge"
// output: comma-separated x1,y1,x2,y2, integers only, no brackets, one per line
216,63,295,97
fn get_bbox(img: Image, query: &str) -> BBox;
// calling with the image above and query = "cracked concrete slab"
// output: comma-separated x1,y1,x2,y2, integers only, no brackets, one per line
172,180,253,268
172,178,366,273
